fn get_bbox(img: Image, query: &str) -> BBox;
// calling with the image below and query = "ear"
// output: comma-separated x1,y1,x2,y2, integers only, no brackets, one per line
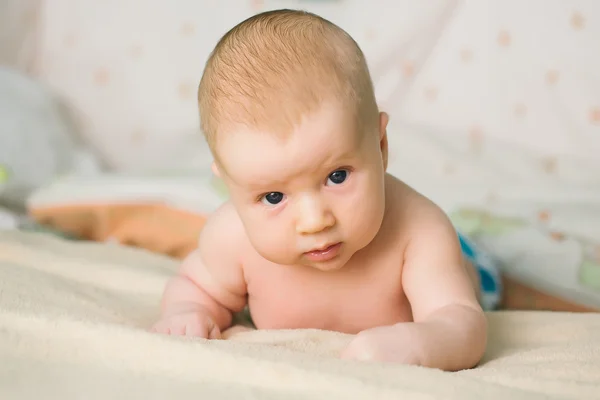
211,161,221,178
379,112,389,171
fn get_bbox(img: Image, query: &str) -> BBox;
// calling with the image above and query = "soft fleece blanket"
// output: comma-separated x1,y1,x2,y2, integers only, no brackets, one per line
1,230,599,400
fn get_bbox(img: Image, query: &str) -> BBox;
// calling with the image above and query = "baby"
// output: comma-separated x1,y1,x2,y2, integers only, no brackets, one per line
152,9,501,371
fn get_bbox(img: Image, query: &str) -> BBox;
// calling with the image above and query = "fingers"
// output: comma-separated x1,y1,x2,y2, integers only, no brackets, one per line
170,322,188,336
184,318,214,338
340,342,363,360
149,320,170,335
207,320,222,340
150,320,184,336
340,334,376,361
150,313,221,340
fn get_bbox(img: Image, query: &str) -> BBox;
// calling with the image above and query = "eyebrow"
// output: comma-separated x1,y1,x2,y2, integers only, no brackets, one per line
243,149,357,191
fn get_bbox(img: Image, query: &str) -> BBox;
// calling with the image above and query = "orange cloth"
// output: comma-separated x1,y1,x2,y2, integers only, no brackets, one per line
30,203,206,259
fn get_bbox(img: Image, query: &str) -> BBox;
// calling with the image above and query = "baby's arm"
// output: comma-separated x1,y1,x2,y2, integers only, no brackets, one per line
399,205,487,370
151,204,248,338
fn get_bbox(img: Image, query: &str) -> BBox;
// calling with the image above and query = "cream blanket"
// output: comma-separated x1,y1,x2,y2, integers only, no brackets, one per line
1,231,599,400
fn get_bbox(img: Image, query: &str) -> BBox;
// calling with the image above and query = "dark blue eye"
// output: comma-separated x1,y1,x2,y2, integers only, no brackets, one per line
327,170,348,186
261,192,284,205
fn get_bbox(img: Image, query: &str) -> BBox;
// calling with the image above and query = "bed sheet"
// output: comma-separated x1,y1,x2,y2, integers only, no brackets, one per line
1,230,600,400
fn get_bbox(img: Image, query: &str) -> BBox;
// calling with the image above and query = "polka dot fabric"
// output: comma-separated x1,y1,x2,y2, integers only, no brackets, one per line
31,0,453,171
392,0,600,185
7,1,599,205
0,0,41,72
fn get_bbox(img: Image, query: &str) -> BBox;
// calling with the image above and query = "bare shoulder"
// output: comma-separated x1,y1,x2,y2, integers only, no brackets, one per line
198,201,248,260
186,201,249,294
386,175,457,241
384,174,462,267
388,175,480,318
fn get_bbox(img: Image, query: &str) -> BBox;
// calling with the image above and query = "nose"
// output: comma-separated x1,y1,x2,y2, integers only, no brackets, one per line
295,194,335,234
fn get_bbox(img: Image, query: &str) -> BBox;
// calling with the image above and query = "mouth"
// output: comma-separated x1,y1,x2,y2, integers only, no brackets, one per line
304,242,342,262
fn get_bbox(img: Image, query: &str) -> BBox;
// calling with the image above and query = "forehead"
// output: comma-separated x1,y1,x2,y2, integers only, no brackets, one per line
217,104,362,186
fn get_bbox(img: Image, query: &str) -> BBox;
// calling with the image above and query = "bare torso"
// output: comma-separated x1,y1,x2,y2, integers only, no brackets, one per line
239,175,418,334
155,175,483,369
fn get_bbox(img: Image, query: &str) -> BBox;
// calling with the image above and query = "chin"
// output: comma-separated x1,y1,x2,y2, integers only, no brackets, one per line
304,252,353,272
312,263,346,272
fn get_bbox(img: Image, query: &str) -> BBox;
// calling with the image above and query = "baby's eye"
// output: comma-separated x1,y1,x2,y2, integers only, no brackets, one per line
261,192,285,205
326,169,348,186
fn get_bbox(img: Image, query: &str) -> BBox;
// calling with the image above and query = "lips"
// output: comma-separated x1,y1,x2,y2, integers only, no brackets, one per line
304,242,342,262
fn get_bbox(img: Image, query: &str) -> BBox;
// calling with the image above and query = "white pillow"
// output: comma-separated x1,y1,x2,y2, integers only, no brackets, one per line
0,67,99,208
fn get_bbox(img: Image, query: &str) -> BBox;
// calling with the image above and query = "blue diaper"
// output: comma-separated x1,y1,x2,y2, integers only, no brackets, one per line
457,232,502,310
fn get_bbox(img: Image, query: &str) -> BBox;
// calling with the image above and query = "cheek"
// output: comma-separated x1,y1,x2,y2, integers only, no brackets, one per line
241,209,296,261
347,194,383,227
336,172,385,234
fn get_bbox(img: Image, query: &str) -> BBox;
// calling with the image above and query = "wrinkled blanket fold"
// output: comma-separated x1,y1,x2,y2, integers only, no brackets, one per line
1,230,599,399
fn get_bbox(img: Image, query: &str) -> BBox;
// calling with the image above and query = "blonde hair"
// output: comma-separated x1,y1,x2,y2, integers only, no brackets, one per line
198,9,379,154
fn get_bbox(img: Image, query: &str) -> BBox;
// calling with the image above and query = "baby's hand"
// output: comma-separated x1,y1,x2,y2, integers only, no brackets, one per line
340,324,422,365
151,307,221,339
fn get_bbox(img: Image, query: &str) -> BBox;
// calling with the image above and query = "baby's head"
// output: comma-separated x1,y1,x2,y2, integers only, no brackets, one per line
198,9,389,271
